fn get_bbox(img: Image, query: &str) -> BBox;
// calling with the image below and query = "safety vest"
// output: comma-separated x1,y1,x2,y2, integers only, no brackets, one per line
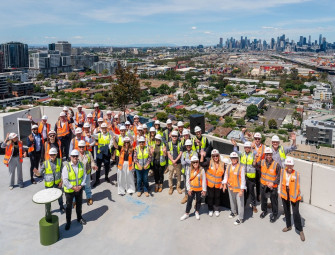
44,158,62,187
56,121,70,137
206,161,225,188
156,128,164,137
135,146,149,170
117,148,133,171
148,137,156,147
240,152,256,178
150,144,166,167
44,140,62,161
227,163,242,193
79,151,92,174
181,150,196,174
192,136,207,151
97,133,111,154
260,160,279,188
189,168,203,192
28,133,40,153
163,129,172,143
75,112,86,125
64,162,84,193
71,136,84,151
115,135,125,156
271,145,286,161
130,125,138,137
92,110,102,120
168,141,181,165
38,122,50,143
280,168,301,203
254,144,265,163
3,142,23,166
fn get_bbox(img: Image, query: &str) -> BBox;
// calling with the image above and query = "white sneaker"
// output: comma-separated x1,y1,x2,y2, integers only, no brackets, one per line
208,211,213,217
215,211,220,217
195,211,200,220
229,212,236,219
234,219,242,225
180,214,189,221
9,186,13,190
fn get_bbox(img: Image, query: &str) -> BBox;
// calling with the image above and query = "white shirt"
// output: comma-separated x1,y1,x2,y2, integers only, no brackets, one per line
62,162,87,190
222,163,246,190
186,167,207,192
286,171,292,187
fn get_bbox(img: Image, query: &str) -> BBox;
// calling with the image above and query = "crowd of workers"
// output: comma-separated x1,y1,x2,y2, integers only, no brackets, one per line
2,103,305,241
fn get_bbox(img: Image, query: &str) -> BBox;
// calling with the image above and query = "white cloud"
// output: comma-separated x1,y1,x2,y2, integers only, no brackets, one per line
73,36,83,39
204,31,212,34
44,36,56,39
192,26,197,30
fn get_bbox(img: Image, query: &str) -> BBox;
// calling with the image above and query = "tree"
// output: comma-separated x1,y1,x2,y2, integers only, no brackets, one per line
156,112,168,122
141,103,152,111
246,104,258,119
183,93,191,104
268,119,278,129
68,72,78,80
36,73,44,81
93,93,104,102
150,87,158,96
236,118,246,127
289,68,299,80
225,85,234,93
112,61,141,117
101,69,109,75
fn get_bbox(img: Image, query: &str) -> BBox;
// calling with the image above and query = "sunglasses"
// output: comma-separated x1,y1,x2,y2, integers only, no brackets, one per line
72,155,78,158
192,161,199,164
172,136,177,138
49,135,55,137
124,142,130,144
32,128,38,130
255,138,261,140
212,155,219,158
78,146,85,149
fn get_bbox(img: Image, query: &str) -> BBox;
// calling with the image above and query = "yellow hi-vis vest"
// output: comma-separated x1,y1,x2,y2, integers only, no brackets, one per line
97,132,111,154
135,146,149,170
116,135,124,157
240,152,256,178
150,144,166,167
64,162,84,193
44,158,62,187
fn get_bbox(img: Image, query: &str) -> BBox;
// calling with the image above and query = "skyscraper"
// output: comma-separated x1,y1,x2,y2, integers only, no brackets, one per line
0,51,4,73
319,34,322,45
55,41,72,55
308,35,311,45
219,38,223,48
0,42,29,69
48,43,55,51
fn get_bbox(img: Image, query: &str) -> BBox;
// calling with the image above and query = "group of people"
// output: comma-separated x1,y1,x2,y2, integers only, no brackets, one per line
2,103,305,241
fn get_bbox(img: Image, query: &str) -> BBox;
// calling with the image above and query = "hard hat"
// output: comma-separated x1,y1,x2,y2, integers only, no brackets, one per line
194,126,201,132
78,140,86,147
98,117,103,122
191,155,199,162
230,152,239,158
83,123,90,128
137,125,143,131
285,157,294,166
119,125,126,130
211,149,220,155
244,141,252,147
125,121,131,125
75,127,82,134
70,149,79,156
150,127,156,132
124,137,131,142
31,124,38,129
142,124,147,129
272,135,280,142
182,129,190,135
155,134,162,140
9,133,17,140
42,115,48,120
138,136,145,142
254,132,262,139
87,113,93,118
77,104,82,108
48,130,56,135
134,115,139,119
171,130,178,136
264,147,273,154
48,148,58,155
94,103,99,107
59,112,66,117
101,123,107,128
177,121,184,127
114,114,119,118
154,120,160,125
166,119,172,124
106,110,112,115
185,139,192,146
63,106,68,111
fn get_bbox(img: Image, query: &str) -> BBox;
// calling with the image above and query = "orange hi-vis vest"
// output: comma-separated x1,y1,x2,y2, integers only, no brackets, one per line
71,136,84,151
111,123,120,135
206,162,225,188
92,110,102,120
260,160,279,188
117,148,133,171
75,112,86,126
189,168,203,192
280,168,301,203
38,122,50,143
130,125,138,137
27,134,38,153
227,163,242,193
254,144,265,163
3,141,23,166
57,121,70,137
44,140,62,161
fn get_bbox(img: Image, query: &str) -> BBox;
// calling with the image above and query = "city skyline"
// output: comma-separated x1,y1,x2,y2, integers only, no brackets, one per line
2,0,335,45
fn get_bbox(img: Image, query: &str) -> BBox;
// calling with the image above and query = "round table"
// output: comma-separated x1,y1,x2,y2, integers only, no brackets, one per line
33,188,62,246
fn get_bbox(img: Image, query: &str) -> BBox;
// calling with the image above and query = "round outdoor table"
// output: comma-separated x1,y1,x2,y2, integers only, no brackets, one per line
32,188,62,246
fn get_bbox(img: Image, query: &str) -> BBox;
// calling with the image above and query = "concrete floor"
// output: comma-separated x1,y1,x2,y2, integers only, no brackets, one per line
0,156,334,255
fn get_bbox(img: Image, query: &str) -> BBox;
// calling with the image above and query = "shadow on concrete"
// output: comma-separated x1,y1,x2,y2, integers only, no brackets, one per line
59,221,83,239
83,205,108,222
92,189,115,202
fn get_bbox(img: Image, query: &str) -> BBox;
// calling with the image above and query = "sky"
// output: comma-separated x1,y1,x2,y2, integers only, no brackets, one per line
1,0,335,46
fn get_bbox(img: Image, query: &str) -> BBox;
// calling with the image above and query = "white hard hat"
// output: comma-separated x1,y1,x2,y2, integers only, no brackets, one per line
70,149,79,156
137,125,143,131
264,147,273,154
244,141,252,147
48,148,58,155
171,130,178,136
42,115,48,120
211,149,220,155
124,137,131,142
101,123,107,128
155,134,162,140
285,157,294,166
120,125,126,130
185,139,192,146
59,112,66,117
83,123,90,128
107,110,112,115
9,133,17,140
142,124,147,129
98,117,103,122
125,121,131,125
194,126,201,132
63,106,68,111
114,114,119,118
191,155,199,162
254,132,262,139
166,119,172,124
48,130,56,135
75,127,82,134
78,140,86,147
31,124,38,129
77,104,82,108
150,127,156,132
177,121,184,127
230,152,239,158
182,129,190,136
94,103,99,107
138,136,145,142
134,115,139,119
154,120,160,125
87,113,93,118
272,135,280,142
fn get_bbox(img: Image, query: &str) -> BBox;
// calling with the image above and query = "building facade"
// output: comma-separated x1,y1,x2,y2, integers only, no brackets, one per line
0,42,29,69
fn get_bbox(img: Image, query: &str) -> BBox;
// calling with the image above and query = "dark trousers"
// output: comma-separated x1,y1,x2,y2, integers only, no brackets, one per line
256,169,261,198
136,169,149,192
207,187,221,211
244,177,256,207
29,151,41,180
282,192,303,231
46,185,63,208
261,184,278,217
59,136,70,160
186,191,202,213
65,189,83,224
153,160,164,184
96,154,110,181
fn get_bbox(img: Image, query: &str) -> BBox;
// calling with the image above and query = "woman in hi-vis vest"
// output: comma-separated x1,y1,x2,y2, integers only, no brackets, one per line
2,133,26,189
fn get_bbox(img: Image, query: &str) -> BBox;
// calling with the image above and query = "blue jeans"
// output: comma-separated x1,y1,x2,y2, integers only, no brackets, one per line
85,173,92,199
136,169,149,192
